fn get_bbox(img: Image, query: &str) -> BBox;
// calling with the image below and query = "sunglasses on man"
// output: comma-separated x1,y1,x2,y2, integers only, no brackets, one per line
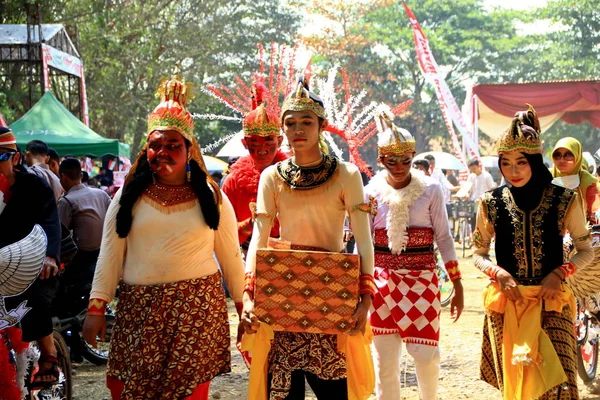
0,151,16,162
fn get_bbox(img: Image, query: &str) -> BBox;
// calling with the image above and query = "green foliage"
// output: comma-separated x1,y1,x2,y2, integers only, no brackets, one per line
305,0,522,164
2,0,599,160
304,0,600,165
2,0,301,153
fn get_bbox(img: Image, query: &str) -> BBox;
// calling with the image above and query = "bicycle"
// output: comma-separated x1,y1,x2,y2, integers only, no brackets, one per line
15,329,73,400
455,200,474,258
575,300,600,383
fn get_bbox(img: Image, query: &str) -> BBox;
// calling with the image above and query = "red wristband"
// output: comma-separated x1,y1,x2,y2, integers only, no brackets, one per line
445,260,462,281
486,265,503,280
359,273,376,298
244,272,255,296
87,298,107,316
558,262,576,279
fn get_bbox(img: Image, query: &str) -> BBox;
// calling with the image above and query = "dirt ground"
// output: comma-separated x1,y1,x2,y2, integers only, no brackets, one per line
72,249,600,400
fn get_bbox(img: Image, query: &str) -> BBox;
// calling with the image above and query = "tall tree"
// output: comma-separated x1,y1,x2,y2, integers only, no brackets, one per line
1,1,301,153
303,0,520,165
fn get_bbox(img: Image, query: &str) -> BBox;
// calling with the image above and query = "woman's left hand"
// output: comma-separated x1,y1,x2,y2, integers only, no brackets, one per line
349,294,371,336
538,270,563,301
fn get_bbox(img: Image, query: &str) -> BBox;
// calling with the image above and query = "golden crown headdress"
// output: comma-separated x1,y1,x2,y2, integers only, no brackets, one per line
242,82,281,137
281,76,326,120
375,110,416,157
496,104,542,155
147,72,195,141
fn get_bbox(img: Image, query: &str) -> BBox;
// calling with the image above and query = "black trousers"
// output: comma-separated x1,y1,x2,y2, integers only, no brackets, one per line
61,249,99,290
269,370,348,400
52,249,100,316
5,275,59,342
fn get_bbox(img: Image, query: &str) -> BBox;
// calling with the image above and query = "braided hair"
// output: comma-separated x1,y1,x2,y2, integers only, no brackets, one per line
116,147,220,238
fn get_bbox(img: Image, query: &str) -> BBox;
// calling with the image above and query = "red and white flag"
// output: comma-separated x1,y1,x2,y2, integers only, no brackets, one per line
403,1,480,168
118,156,132,172
80,157,94,173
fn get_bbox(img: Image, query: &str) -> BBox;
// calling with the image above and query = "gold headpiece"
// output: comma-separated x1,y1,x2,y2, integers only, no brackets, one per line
280,77,326,120
375,110,415,157
496,104,542,155
243,82,281,137
127,69,222,209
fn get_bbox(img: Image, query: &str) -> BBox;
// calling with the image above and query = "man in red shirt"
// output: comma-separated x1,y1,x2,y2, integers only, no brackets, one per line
221,83,287,251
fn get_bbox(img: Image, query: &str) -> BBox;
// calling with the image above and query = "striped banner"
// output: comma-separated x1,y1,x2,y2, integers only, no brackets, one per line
403,1,480,174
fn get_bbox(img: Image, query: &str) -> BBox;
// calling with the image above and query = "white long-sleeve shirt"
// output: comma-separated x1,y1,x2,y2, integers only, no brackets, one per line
364,171,457,264
90,186,245,303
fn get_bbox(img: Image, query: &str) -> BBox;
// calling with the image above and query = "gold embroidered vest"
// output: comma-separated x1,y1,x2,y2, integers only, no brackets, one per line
483,185,575,283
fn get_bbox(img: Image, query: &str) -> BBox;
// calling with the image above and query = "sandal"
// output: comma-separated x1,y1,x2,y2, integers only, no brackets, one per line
32,354,60,388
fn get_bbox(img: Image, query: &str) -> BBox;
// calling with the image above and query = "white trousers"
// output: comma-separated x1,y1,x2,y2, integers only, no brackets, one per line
372,333,440,400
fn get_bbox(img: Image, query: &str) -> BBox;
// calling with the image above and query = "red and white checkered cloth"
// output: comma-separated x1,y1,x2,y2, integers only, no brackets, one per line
370,266,440,346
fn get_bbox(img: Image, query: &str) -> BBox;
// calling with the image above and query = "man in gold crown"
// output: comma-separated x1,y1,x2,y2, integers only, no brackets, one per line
364,110,464,400
474,105,593,399
82,72,245,400
241,78,376,399
221,82,287,252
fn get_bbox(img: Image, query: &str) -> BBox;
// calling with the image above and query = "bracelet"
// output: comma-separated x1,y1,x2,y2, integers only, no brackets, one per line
359,273,376,298
558,262,576,279
243,272,255,296
485,265,503,280
552,269,565,281
87,298,107,316
445,260,462,281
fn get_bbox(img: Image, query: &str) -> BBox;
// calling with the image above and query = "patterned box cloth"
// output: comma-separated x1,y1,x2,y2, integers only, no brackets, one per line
254,249,360,334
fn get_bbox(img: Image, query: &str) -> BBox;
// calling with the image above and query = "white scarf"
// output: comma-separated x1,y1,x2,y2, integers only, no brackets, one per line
370,170,426,254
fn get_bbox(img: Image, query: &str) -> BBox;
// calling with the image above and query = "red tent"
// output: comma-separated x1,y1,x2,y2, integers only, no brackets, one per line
472,80,600,139
0,113,7,127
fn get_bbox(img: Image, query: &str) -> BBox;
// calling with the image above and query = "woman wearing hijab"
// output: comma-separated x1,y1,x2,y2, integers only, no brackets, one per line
551,137,600,224
473,105,594,400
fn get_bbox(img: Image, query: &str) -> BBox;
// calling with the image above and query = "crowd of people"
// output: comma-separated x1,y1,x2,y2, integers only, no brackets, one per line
0,129,112,389
0,66,599,400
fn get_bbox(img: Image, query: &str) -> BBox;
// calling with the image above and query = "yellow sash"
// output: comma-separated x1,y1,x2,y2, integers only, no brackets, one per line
241,322,375,400
483,283,575,400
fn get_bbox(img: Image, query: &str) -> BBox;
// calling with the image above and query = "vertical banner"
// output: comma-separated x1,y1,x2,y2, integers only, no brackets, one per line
402,2,480,167
41,44,51,91
80,70,90,126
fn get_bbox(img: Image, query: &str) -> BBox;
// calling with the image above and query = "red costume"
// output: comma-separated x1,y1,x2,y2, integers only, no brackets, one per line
222,151,287,247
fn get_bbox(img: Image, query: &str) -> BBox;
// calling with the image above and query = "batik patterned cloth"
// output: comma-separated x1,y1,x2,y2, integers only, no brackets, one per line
254,248,360,335
268,331,346,400
107,273,230,400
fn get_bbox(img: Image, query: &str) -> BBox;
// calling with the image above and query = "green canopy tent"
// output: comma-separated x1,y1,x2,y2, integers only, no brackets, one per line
10,91,130,158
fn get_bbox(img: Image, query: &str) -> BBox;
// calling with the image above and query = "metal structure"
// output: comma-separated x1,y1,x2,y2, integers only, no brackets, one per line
0,4,84,122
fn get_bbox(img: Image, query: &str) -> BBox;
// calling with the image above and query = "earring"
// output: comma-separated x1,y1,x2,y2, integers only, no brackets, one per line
186,163,191,183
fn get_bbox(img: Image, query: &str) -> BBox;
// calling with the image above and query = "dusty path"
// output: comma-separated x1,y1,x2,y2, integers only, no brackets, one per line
72,252,600,399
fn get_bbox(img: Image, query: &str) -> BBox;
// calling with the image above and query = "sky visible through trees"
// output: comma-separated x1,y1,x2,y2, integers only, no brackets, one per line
1,0,598,164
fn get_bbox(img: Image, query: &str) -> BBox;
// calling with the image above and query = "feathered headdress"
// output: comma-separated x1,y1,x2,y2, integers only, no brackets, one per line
200,43,300,148
496,104,542,155
311,66,413,174
242,82,280,137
